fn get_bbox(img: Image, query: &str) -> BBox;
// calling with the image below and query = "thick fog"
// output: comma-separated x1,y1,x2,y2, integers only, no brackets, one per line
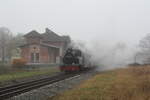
1,0,150,44
1,0,150,69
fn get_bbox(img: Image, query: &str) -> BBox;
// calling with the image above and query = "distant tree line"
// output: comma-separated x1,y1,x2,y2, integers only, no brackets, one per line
0,27,25,64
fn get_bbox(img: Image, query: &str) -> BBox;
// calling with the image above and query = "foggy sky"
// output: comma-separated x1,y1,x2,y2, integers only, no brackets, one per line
0,0,150,45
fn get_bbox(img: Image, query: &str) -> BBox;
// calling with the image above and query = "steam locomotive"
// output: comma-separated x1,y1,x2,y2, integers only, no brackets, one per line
59,48,92,72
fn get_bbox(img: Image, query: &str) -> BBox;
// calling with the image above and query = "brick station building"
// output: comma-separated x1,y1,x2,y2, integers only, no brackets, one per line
20,28,70,64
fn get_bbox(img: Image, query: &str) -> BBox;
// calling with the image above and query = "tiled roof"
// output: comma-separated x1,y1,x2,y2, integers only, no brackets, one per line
24,30,41,38
24,28,71,42
41,29,64,42
41,28,70,42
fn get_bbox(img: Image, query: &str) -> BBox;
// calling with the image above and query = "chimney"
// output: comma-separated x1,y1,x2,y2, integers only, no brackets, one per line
45,28,51,33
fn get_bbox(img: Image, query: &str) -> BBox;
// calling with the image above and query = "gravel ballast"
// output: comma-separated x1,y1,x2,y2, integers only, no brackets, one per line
7,71,97,100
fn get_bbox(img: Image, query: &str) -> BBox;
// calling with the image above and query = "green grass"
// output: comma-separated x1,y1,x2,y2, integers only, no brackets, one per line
0,67,59,82
51,66,150,100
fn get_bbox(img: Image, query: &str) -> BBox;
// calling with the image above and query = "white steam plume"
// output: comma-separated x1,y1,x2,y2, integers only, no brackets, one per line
71,39,137,70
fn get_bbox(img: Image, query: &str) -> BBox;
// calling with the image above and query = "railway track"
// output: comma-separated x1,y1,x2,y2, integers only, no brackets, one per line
0,73,80,100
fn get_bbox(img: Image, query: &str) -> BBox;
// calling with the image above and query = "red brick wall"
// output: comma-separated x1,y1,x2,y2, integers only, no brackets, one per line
48,48,57,63
21,39,65,64
43,41,66,56
21,45,60,64
40,46,49,63
21,47,30,63
26,37,41,44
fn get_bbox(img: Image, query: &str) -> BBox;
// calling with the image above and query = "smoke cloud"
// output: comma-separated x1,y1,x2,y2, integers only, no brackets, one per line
72,39,137,71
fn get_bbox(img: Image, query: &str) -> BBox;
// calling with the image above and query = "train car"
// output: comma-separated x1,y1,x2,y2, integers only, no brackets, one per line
59,48,91,72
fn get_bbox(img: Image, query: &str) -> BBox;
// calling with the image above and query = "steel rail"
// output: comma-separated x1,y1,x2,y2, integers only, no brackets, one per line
0,73,77,100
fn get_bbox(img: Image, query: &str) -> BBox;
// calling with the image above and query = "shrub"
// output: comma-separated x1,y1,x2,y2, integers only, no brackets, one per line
0,64,11,74
12,58,27,68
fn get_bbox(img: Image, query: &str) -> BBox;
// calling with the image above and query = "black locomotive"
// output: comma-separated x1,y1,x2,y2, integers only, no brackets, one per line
60,48,91,72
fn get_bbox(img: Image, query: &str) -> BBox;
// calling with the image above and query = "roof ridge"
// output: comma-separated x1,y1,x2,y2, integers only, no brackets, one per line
45,28,61,37
24,30,41,37
40,28,65,42
24,28,70,42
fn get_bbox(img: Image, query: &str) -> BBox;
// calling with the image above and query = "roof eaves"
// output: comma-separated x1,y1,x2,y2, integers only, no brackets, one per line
41,43,60,49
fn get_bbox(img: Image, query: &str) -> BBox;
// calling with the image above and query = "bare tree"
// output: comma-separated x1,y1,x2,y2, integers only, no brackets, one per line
139,33,150,64
10,33,25,58
140,33,150,48
0,27,25,64
0,27,12,63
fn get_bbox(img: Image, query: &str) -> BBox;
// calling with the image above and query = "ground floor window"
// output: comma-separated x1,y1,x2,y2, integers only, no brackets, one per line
30,53,39,63
36,53,39,63
31,53,34,63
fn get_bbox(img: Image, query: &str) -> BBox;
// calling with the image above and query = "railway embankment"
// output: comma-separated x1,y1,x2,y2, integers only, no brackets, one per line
51,65,150,100
0,67,59,88
6,70,97,100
